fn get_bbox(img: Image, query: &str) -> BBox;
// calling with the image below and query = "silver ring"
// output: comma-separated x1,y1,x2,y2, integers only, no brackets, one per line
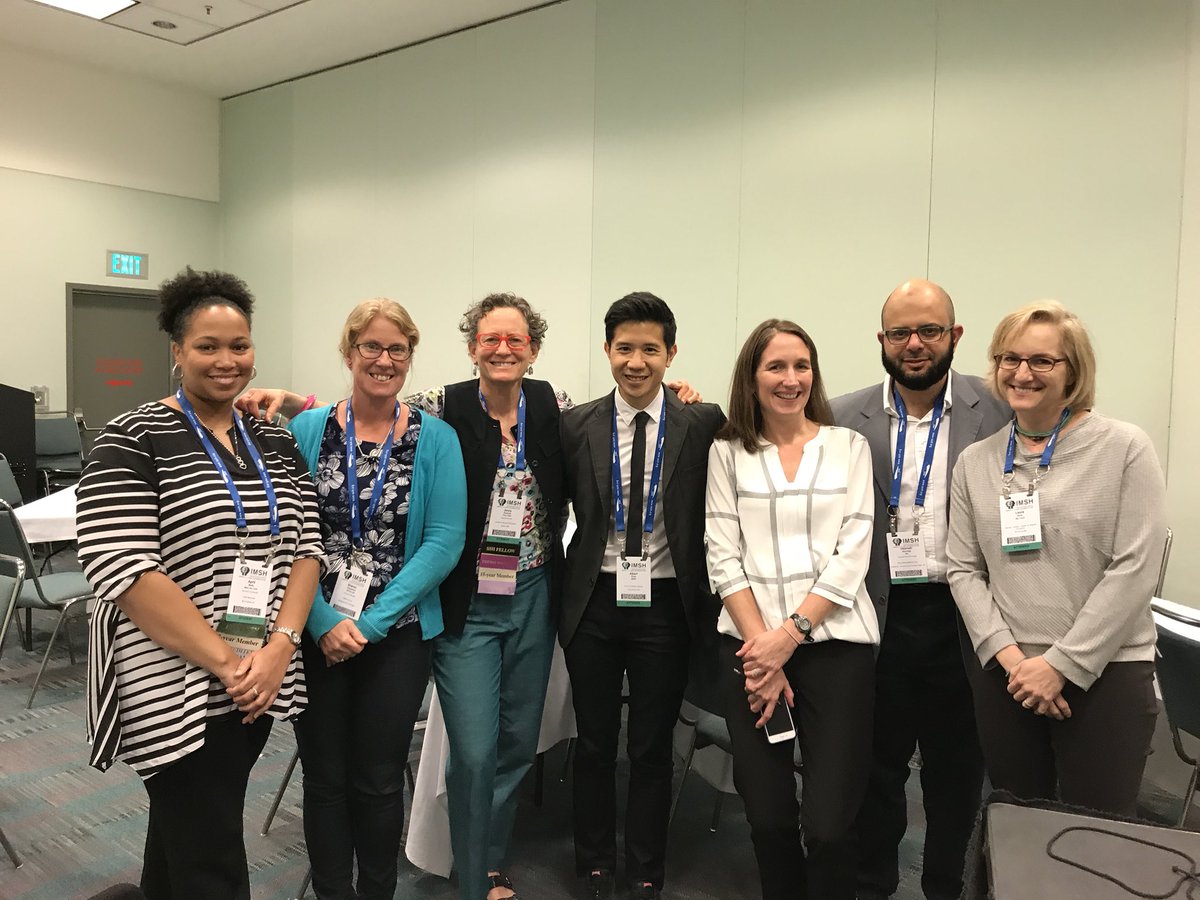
251,686,259,699
1022,698,1034,709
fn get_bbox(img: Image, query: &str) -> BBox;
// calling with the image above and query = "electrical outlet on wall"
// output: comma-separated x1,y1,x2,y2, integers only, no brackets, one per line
31,385,49,413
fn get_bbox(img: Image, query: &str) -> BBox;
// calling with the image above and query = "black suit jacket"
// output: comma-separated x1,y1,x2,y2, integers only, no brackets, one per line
559,389,725,652
830,371,1010,636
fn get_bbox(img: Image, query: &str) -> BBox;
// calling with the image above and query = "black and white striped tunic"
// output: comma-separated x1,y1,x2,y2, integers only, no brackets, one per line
77,402,323,778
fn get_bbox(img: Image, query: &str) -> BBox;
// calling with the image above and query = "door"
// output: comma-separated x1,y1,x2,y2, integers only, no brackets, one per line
67,285,169,432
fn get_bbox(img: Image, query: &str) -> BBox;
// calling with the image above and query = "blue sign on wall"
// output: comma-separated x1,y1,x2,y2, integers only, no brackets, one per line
107,250,149,280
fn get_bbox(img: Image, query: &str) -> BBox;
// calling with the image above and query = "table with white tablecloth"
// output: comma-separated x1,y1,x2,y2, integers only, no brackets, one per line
13,485,77,543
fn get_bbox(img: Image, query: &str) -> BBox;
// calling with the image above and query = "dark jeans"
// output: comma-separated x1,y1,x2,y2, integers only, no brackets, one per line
294,623,431,900
856,582,984,900
564,574,690,889
972,658,1157,816
720,635,874,900
141,711,272,900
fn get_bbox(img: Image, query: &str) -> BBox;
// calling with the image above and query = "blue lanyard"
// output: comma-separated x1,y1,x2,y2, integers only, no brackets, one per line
175,388,280,538
345,398,402,548
611,394,668,551
889,386,946,526
479,388,526,471
1003,408,1070,494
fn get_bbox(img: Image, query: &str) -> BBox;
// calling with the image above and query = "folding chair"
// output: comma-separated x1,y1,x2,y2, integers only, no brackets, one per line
34,412,84,496
0,500,94,707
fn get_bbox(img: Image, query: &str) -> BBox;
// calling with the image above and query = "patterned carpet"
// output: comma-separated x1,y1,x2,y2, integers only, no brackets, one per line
0,574,1193,899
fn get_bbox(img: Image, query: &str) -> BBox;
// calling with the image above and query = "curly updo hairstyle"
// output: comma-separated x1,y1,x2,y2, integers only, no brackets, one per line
158,266,255,343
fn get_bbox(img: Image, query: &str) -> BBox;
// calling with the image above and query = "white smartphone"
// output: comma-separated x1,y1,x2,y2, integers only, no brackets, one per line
763,701,796,744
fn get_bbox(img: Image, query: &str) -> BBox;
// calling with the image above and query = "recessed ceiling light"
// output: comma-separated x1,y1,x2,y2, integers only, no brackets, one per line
27,0,137,19
151,19,176,29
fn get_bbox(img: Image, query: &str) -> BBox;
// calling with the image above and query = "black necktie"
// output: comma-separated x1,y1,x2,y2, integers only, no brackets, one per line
625,411,650,558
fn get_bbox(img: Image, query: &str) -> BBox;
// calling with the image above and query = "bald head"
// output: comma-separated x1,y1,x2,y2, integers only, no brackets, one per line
881,279,955,327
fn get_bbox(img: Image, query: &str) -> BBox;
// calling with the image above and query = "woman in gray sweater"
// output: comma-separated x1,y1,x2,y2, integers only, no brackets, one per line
946,300,1167,815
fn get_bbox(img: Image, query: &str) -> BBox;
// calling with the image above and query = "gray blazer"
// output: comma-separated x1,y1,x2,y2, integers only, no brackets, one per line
831,371,1010,636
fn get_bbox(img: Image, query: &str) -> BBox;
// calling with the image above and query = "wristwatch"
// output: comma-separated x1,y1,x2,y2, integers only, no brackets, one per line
268,625,302,648
789,613,814,643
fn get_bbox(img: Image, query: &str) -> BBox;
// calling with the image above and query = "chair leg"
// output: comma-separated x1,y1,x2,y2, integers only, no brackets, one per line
709,793,724,834
27,608,69,709
0,823,21,868
261,748,301,835
1179,764,1200,829
63,616,78,665
0,592,21,665
669,731,699,825
534,752,545,808
559,737,575,782
296,864,312,898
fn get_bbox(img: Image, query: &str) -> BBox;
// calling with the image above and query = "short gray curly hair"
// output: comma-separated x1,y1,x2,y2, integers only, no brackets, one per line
459,292,548,346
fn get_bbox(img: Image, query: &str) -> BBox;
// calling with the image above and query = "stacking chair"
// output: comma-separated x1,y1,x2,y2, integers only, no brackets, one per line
34,412,84,495
0,499,94,707
0,553,26,868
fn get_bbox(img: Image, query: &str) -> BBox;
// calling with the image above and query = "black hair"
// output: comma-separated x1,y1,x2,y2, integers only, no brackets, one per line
157,266,255,343
603,292,677,346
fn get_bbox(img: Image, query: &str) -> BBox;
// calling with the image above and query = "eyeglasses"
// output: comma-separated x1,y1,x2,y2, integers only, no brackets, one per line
476,333,532,351
354,341,412,361
882,324,954,345
994,353,1069,373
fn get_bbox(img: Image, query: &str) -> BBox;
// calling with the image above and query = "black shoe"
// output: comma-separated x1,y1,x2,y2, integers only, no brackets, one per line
585,870,615,900
628,882,661,899
488,872,519,899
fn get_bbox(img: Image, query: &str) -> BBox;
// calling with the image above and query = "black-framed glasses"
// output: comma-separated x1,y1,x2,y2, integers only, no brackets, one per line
994,353,1069,373
354,341,412,361
882,324,954,345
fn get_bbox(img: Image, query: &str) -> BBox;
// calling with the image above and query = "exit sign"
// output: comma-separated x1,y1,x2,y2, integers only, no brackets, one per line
107,250,149,280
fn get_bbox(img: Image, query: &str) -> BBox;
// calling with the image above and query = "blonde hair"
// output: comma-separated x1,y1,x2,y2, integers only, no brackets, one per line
338,298,420,359
986,300,1096,411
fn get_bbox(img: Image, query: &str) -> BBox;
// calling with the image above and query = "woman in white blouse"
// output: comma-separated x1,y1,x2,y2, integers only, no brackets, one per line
705,318,878,900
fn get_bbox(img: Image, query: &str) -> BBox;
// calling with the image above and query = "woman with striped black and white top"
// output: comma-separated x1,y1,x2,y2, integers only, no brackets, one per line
705,319,877,900
77,267,322,900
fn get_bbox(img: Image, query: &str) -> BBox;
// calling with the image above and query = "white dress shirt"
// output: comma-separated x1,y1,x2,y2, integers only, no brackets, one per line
601,386,676,578
883,371,954,583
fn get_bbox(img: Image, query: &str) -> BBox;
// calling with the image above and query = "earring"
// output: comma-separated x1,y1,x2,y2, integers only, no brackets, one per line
526,364,534,376
171,363,182,380
250,366,257,379
472,364,479,377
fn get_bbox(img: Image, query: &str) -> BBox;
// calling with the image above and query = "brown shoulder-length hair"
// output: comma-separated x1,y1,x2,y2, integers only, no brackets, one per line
718,318,834,452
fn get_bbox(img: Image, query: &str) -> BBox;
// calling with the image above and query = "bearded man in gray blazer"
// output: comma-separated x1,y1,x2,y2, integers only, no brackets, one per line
831,279,1009,900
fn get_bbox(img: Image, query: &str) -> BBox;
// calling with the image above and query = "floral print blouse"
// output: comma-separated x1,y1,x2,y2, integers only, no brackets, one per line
315,405,421,629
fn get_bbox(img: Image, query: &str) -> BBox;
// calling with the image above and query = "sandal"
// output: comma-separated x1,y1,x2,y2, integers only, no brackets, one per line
488,871,519,900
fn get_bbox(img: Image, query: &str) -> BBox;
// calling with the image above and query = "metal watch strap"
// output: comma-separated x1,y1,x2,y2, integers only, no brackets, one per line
268,625,302,647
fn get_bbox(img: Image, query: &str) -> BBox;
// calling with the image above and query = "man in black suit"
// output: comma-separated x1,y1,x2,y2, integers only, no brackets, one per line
561,293,725,900
831,279,1010,900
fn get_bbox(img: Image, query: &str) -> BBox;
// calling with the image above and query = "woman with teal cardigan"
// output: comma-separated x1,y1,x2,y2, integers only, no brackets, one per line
287,298,466,900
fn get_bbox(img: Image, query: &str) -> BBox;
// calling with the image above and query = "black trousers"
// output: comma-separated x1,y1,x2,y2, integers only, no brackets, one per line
972,658,1157,816
564,574,690,889
140,711,272,900
293,623,431,900
856,582,985,900
721,635,874,900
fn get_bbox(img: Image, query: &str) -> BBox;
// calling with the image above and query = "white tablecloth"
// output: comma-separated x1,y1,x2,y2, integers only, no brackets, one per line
405,641,576,877
14,485,77,542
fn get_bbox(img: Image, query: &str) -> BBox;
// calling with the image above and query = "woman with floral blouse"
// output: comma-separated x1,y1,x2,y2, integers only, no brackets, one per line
287,298,466,900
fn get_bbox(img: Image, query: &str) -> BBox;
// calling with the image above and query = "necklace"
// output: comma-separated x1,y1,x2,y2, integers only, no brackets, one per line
1015,410,1071,440
207,423,247,469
